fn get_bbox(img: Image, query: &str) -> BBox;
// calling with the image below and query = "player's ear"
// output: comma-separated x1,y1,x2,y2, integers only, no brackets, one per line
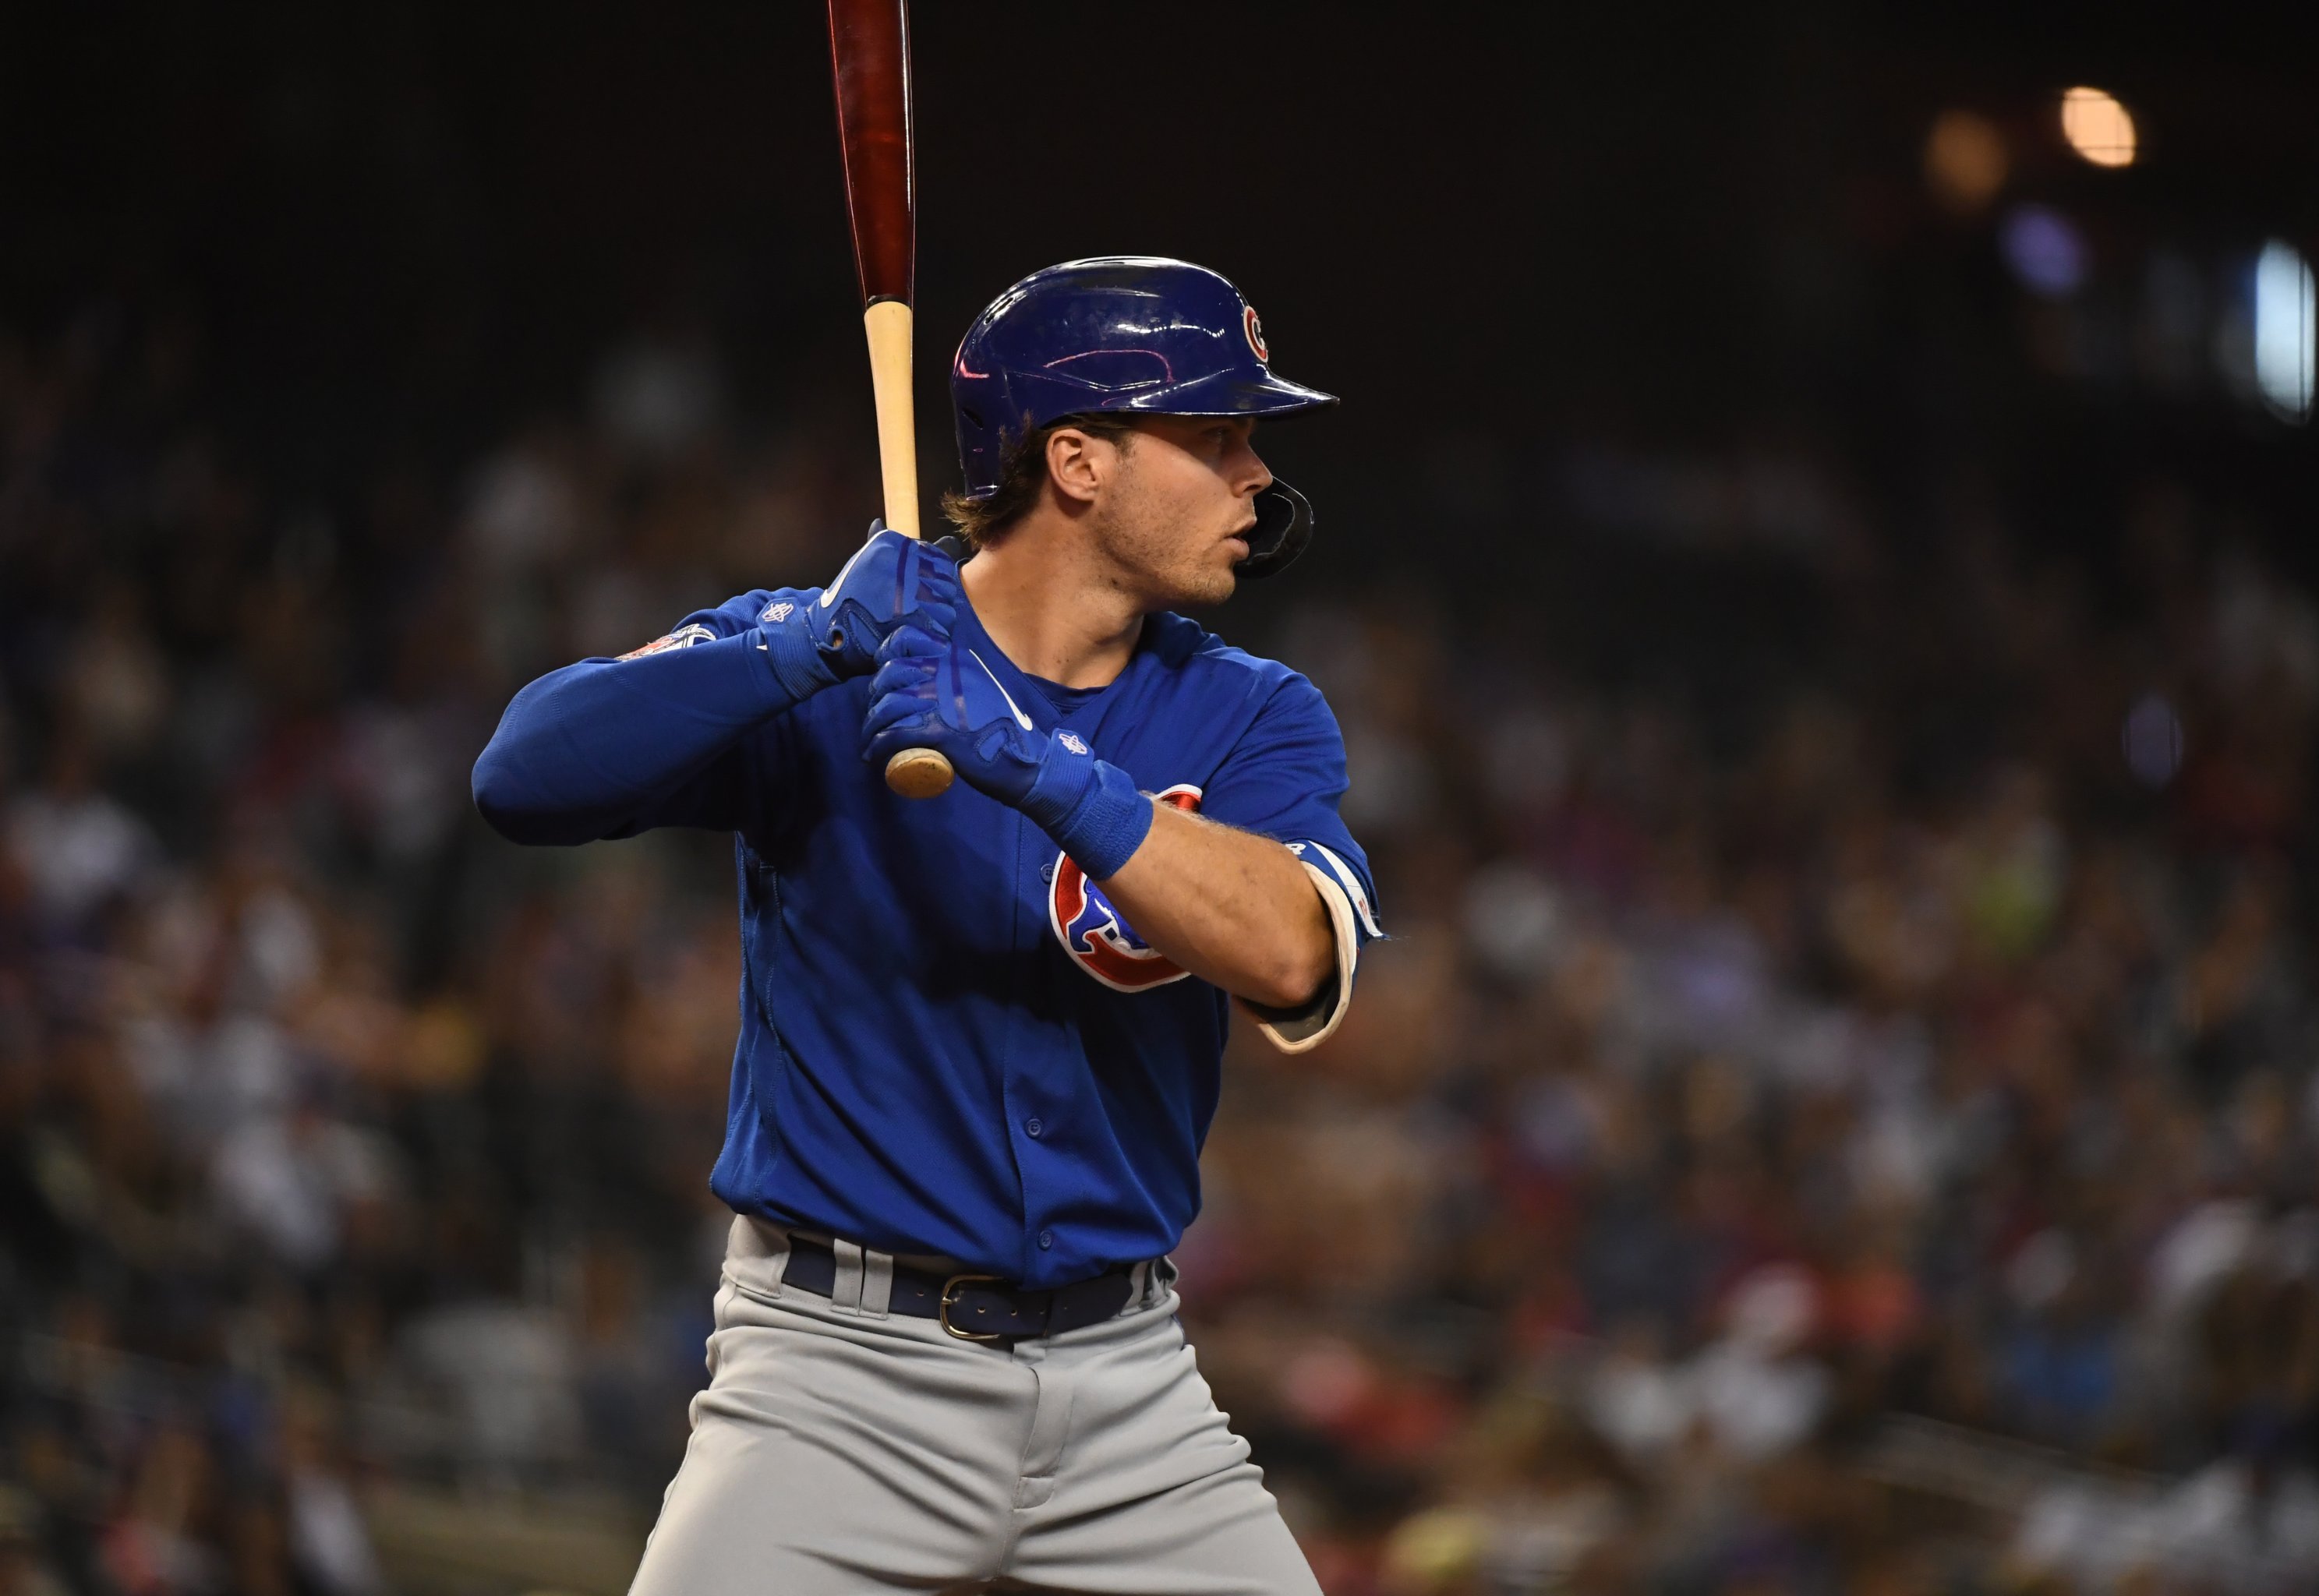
1044,426,1105,508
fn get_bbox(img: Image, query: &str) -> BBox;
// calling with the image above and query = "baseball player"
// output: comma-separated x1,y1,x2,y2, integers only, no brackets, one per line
473,257,1380,1594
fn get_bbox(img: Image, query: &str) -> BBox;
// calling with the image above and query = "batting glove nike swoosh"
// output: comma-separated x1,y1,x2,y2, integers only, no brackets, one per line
861,626,1154,879
756,523,962,701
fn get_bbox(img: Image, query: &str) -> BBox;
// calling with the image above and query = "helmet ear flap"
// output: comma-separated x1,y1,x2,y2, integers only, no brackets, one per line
1236,481,1313,579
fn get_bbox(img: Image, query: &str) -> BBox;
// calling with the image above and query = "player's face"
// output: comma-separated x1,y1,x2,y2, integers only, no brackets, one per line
1091,416,1271,609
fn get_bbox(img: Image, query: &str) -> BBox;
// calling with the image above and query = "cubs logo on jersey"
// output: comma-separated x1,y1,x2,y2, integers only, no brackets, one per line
1048,785,1201,991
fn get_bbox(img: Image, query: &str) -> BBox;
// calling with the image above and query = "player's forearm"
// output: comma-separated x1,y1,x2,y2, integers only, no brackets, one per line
1094,801,1334,1009
472,633,783,844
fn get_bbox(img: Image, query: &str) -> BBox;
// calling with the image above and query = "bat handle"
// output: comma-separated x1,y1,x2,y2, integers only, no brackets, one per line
862,298,954,799
863,298,921,536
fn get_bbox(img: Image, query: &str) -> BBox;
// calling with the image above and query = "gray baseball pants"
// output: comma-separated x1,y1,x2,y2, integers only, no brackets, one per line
626,1216,1322,1595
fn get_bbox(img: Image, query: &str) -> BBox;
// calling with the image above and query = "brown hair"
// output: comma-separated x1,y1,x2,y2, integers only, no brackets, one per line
940,413,1140,550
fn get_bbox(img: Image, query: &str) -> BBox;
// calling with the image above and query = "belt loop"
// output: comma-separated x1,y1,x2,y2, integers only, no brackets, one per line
830,1238,866,1315
861,1249,894,1319
1127,1260,1151,1310
731,1216,791,1298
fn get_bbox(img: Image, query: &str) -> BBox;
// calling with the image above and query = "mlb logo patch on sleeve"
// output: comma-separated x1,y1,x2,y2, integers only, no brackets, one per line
620,623,718,660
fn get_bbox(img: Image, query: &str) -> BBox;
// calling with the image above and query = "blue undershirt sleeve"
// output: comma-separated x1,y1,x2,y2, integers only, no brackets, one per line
472,593,793,845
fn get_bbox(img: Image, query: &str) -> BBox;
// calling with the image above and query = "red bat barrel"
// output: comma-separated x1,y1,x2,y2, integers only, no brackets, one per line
828,0,914,309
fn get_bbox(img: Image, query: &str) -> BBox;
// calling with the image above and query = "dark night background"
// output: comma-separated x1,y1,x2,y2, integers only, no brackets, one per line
11,5,2312,536
2,3,2317,1593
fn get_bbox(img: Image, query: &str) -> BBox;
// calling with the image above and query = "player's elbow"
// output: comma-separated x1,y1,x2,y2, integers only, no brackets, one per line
471,745,535,840
472,743,590,846
1241,933,1334,1012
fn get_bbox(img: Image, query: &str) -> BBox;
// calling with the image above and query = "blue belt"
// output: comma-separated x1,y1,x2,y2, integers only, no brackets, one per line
781,1236,1140,1343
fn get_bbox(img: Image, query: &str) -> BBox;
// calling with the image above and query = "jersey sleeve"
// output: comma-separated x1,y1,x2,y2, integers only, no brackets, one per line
472,590,798,843
1196,673,1384,1054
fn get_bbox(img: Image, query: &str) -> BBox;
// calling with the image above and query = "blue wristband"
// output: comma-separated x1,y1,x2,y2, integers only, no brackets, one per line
756,611,840,702
1021,755,1154,881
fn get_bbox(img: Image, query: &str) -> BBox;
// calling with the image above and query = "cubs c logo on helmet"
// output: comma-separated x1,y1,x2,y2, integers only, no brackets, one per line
1049,785,1201,991
1243,305,1268,363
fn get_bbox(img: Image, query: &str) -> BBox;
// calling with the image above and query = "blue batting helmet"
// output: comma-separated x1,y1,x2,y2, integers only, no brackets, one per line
949,257,1336,578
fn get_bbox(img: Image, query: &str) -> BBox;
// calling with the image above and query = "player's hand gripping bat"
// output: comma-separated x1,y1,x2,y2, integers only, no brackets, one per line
828,0,953,800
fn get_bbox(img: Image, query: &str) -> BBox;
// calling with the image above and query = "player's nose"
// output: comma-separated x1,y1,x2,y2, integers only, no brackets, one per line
1239,440,1274,499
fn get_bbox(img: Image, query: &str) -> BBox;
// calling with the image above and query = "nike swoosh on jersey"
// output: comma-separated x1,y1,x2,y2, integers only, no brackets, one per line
970,649,1035,729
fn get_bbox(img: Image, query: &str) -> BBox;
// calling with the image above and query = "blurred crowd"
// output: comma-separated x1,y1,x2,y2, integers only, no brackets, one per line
1196,483,2319,1592
3,288,2317,1596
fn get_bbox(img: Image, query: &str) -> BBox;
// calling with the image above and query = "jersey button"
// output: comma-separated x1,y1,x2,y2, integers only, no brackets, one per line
1025,1118,1043,1139
1038,1230,1054,1250
1039,861,1055,884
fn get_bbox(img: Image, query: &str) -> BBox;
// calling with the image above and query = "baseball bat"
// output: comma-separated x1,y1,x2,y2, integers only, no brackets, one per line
827,0,953,800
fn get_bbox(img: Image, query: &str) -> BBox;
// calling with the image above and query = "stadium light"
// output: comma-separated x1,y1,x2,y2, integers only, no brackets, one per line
2000,204,2089,298
1925,110,2007,213
2060,87,2136,168
2254,240,2315,422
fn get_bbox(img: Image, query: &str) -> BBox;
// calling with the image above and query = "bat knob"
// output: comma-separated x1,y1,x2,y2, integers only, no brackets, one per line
884,747,955,800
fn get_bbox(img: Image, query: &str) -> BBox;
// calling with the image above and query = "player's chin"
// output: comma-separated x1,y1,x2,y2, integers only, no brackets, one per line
1162,574,1237,611
1153,538,1246,609
1190,547,1244,606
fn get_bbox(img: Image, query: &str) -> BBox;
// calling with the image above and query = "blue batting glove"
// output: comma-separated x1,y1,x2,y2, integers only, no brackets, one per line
861,627,1154,878
755,524,960,701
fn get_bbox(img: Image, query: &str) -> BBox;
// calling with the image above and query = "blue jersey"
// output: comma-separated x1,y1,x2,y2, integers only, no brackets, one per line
474,594,1379,1289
